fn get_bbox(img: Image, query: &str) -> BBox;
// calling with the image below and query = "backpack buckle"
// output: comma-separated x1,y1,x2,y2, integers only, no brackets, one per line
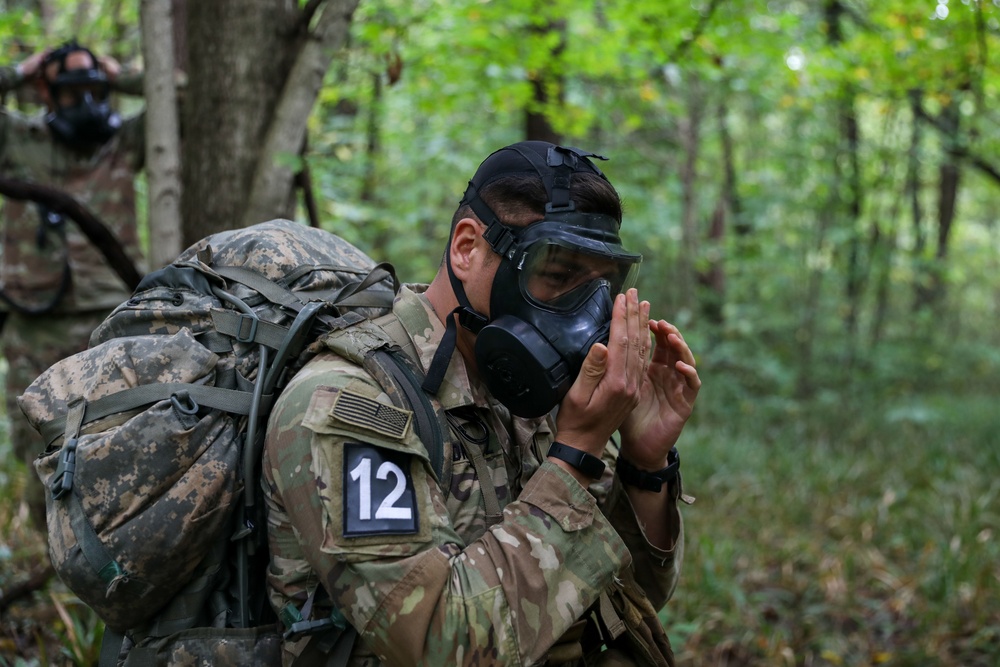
283,617,342,642
234,313,259,343
51,437,78,500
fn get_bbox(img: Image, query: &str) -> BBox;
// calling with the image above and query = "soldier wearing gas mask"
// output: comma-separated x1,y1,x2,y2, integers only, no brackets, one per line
0,40,145,531
264,141,700,666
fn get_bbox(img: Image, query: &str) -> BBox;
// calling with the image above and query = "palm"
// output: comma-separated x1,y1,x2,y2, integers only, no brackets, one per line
620,323,699,468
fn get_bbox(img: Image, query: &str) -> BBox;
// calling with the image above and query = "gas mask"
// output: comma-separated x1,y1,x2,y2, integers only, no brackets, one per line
44,49,121,148
475,215,641,417
423,142,641,419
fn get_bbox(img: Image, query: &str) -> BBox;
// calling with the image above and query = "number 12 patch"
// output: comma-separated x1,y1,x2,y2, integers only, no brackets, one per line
343,443,419,536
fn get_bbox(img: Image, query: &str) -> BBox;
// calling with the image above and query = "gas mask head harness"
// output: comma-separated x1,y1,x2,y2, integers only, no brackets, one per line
422,141,641,418
42,40,121,148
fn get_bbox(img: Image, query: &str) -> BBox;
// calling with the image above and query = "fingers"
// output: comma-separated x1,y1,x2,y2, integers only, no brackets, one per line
650,321,701,392
649,321,695,365
20,50,49,79
609,289,649,391
98,55,122,80
561,338,609,412
674,359,702,391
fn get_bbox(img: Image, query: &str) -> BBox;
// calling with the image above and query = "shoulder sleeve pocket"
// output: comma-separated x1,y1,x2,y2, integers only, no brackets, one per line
301,386,436,559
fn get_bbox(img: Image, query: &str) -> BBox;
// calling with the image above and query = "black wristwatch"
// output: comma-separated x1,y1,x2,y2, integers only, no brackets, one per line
617,447,680,492
547,441,607,480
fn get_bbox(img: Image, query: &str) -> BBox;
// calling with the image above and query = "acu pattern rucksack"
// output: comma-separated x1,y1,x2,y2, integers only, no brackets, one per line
18,219,447,665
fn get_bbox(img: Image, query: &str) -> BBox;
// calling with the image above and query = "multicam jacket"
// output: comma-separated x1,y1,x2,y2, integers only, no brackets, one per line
0,65,144,314
263,284,684,666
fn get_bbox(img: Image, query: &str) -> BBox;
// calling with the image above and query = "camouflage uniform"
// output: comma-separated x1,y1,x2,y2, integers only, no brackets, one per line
0,64,145,527
264,284,684,666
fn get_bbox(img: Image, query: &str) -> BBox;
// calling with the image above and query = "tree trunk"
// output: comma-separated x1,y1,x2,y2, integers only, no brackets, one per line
869,185,903,349
699,92,738,327
181,0,300,244
524,18,565,144
825,0,865,365
241,0,363,228
172,0,188,72
676,82,703,321
360,72,382,205
915,99,962,309
141,0,183,268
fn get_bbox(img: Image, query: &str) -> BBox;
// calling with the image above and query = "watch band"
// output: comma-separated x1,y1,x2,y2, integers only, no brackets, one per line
617,447,680,492
547,441,607,480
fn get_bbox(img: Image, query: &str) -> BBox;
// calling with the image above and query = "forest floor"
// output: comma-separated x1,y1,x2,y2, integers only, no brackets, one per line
2,389,999,666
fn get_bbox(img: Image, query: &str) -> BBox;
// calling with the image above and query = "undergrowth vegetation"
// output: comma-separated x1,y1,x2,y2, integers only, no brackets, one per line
2,346,999,666
666,357,1000,666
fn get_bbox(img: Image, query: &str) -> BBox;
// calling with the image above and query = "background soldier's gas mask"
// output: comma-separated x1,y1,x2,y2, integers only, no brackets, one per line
425,141,641,419
43,44,122,148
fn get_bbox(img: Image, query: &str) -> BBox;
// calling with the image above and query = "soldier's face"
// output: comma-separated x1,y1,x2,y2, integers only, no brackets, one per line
44,51,104,110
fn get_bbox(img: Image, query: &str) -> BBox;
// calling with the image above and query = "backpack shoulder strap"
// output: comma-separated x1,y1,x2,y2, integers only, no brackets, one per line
370,312,419,367
321,315,448,484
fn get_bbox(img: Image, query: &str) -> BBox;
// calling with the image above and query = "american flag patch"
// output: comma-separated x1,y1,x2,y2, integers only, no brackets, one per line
331,389,412,440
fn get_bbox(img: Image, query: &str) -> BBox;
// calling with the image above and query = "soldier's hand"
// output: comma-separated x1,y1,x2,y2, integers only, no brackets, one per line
97,54,121,81
17,49,50,80
554,289,648,460
619,320,700,470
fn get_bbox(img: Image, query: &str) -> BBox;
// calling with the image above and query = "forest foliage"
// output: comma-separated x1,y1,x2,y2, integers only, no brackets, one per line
1,0,998,665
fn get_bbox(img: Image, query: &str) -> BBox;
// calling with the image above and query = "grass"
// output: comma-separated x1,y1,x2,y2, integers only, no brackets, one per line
1,365,997,665
665,387,1000,666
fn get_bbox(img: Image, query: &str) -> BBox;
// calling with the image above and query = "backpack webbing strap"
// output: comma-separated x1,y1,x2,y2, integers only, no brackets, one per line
99,628,126,667
211,265,307,311
371,312,419,367
366,348,446,483
293,627,357,667
330,262,396,305
212,262,396,313
460,435,503,527
321,317,448,483
211,310,294,350
37,383,264,449
55,399,130,615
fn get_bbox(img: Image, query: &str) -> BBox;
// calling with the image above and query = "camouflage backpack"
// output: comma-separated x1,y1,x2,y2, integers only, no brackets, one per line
18,219,447,666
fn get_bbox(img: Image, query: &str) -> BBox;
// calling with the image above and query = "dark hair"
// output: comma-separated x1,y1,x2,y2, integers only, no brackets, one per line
42,39,98,83
451,171,623,230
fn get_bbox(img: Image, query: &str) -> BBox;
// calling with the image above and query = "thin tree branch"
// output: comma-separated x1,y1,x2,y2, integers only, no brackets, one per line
295,162,321,228
0,177,144,289
912,101,1000,187
0,564,54,613
300,0,325,30
668,0,721,62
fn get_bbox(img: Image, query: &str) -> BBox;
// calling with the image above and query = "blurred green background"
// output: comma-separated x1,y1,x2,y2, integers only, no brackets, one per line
1,0,998,664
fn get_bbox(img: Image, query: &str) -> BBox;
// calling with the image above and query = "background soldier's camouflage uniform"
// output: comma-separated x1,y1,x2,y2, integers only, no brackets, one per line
0,64,145,527
264,285,684,666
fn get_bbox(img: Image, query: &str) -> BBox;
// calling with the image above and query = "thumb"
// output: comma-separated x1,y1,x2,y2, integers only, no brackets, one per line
576,343,608,389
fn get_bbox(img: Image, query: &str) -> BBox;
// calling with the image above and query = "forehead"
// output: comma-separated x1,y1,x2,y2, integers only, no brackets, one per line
45,50,96,80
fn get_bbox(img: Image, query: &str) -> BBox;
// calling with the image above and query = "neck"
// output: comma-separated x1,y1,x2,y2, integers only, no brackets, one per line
425,271,480,378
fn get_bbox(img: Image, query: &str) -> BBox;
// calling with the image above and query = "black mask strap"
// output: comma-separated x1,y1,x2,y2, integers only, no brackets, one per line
506,144,608,213
422,241,488,395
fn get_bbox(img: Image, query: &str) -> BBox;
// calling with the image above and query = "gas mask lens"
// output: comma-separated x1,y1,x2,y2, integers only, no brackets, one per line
55,84,111,108
520,240,639,311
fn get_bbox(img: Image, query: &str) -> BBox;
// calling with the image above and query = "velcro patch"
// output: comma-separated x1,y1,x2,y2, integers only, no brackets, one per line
343,443,419,536
331,389,411,440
